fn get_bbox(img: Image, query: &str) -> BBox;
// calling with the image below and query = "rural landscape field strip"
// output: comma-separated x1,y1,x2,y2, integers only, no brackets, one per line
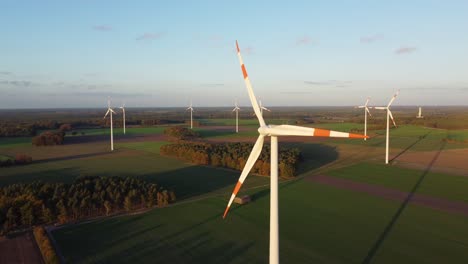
309,175,468,216
0,232,43,264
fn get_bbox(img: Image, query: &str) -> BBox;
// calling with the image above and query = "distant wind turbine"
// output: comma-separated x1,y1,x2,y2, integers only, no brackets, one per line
119,102,126,135
356,97,373,141
223,41,368,264
186,100,194,129
375,90,399,164
233,99,241,133
416,106,423,118
103,97,117,151
259,99,271,116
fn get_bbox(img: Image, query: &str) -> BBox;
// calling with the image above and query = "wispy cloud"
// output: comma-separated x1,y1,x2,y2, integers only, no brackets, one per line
201,83,224,87
0,71,12,75
280,91,315,95
360,34,384,43
304,80,352,86
42,91,150,98
409,86,468,92
304,81,328,85
136,32,164,41
93,25,112,32
395,46,417,55
296,36,313,46
243,46,254,55
70,91,150,97
0,80,32,87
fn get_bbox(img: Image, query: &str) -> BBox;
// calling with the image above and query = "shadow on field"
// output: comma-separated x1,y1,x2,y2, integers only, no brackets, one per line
64,134,140,145
108,213,256,263
197,129,237,138
142,165,239,200
33,151,112,164
390,131,431,163
64,135,109,145
362,141,446,264
285,143,339,174
0,167,82,187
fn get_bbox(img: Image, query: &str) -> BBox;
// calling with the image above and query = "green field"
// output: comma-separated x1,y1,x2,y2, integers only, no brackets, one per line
0,137,31,148
67,127,166,136
53,172,468,263
1,121,468,263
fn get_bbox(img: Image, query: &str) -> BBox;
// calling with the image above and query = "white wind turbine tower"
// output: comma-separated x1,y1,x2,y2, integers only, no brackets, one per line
223,41,368,264
233,99,241,133
186,100,194,129
356,97,373,141
416,106,423,118
119,102,126,135
103,97,117,151
375,90,399,164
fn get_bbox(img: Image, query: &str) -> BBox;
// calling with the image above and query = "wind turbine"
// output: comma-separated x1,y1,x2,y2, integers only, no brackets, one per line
119,102,126,135
223,41,368,264
356,97,373,141
259,99,271,116
186,100,194,129
103,97,117,151
416,106,423,118
374,90,399,164
233,99,241,133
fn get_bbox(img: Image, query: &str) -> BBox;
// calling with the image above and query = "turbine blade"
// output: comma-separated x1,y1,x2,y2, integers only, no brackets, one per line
110,109,116,114
103,109,110,119
223,135,265,218
262,106,271,112
365,97,371,107
265,125,368,139
236,41,266,127
366,107,372,117
387,90,400,107
388,110,397,127
374,106,387,110
357,106,365,108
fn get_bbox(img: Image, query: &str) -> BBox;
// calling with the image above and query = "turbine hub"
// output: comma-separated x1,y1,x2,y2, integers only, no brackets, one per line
258,126,270,136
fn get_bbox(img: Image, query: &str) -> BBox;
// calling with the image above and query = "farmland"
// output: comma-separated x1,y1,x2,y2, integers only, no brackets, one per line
0,107,468,263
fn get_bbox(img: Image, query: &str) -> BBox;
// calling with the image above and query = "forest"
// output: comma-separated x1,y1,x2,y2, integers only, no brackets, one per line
0,176,175,235
160,142,302,178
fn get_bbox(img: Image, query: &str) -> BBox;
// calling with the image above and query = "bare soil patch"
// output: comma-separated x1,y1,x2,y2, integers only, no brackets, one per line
394,148,468,176
0,232,43,264
308,175,468,216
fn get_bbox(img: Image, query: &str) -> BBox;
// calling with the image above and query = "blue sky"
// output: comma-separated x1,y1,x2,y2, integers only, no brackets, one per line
1,0,467,108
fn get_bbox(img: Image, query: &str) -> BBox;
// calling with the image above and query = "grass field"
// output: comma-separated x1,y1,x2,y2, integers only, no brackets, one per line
52,174,468,263
1,120,468,263
328,162,468,203
0,137,31,148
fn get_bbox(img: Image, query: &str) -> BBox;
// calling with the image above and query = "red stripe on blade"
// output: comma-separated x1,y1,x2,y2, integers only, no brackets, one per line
313,129,331,137
223,206,230,219
236,40,240,52
349,133,368,139
241,65,248,79
233,181,242,196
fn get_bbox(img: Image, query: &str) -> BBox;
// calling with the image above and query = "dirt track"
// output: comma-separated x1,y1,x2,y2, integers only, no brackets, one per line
308,175,468,216
0,232,43,264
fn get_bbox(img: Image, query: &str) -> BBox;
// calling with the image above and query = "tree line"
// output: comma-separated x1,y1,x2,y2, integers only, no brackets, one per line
160,142,302,178
0,176,175,235
0,154,33,167
33,226,59,264
164,126,200,140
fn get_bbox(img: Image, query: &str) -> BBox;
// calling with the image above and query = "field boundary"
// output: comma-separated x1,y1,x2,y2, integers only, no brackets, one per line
308,175,468,216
